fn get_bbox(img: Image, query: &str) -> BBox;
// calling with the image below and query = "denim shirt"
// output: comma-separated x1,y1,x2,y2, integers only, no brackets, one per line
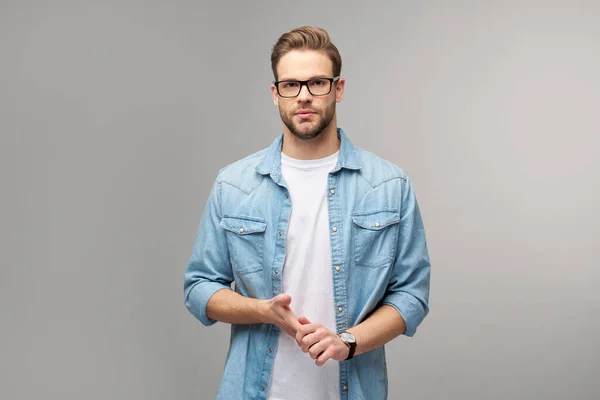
184,128,431,400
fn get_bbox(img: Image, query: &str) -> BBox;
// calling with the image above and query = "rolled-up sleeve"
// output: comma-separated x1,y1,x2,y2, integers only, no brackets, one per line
383,177,431,337
184,173,233,326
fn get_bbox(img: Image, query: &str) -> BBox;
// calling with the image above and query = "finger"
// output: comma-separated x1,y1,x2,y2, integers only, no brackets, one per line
295,323,317,340
295,323,320,346
298,316,311,325
302,331,327,353
308,338,329,359
280,312,302,338
289,318,302,336
301,332,319,353
298,323,321,336
316,346,335,367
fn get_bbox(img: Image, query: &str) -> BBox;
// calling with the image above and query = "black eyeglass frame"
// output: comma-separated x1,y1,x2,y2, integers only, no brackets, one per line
273,76,341,98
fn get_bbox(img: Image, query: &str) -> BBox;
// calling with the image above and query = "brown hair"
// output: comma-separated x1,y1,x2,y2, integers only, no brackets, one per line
270,26,342,81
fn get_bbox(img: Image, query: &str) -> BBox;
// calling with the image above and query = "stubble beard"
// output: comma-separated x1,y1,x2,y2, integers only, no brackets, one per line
280,100,336,141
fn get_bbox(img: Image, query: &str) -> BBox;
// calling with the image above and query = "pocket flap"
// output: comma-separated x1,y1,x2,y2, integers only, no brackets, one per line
351,210,400,231
220,216,267,235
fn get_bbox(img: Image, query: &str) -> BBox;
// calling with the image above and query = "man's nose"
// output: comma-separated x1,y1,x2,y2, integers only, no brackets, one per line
296,83,312,102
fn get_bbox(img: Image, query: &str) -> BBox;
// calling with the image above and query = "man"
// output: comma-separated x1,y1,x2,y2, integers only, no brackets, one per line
184,26,431,400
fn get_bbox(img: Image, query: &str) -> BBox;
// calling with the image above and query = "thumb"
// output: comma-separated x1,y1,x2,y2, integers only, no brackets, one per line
298,316,311,325
277,294,292,307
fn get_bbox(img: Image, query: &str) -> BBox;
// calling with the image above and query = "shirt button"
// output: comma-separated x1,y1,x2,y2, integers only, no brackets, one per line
375,222,380,227
335,266,341,272
239,228,244,233
278,231,282,236
338,307,343,313
343,384,348,390
332,226,337,232
261,385,265,391
285,193,289,199
330,189,335,195
273,269,279,275
268,348,272,353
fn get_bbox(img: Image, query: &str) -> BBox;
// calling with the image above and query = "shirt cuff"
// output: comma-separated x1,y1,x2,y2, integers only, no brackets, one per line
185,281,231,326
382,292,427,337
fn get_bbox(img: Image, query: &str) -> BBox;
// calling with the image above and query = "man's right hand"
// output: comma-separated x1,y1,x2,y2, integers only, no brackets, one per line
263,294,302,337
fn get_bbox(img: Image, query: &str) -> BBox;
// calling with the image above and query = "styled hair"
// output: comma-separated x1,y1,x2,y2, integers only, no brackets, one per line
270,26,342,81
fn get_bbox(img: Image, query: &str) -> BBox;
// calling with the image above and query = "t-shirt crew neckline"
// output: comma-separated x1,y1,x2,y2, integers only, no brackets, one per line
280,151,339,170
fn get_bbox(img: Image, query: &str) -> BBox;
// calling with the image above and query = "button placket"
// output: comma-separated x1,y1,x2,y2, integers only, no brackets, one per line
327,172,349,397
272,184,290,298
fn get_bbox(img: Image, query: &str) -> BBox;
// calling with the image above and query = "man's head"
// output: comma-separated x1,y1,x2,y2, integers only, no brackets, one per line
270,26,345,141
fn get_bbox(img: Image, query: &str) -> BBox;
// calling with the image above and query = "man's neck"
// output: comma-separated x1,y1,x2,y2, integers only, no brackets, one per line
281,124,340,160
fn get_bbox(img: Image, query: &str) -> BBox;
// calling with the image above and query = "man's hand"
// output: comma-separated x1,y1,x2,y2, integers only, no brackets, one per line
295,316,349,366
262,294,302,338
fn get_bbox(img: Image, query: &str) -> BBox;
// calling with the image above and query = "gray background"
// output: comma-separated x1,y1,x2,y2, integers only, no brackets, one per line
2,0,599,399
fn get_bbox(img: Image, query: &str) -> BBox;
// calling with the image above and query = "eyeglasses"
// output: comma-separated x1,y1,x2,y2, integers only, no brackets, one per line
274,76,340,98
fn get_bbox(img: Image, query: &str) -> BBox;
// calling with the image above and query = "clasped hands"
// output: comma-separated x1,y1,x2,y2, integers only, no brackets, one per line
266,294,350,366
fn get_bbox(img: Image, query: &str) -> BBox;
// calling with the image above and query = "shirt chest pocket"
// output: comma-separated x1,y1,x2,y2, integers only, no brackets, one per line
351,210,400,269
220,215,267,275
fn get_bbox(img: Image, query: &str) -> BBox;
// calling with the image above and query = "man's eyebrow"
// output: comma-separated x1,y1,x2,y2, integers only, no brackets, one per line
278,74,331,81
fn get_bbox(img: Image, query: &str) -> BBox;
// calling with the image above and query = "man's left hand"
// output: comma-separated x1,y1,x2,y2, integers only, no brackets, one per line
295,316,349,366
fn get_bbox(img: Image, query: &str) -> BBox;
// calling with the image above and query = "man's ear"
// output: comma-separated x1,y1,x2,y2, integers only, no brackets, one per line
270,84,279,107
335,77,346,103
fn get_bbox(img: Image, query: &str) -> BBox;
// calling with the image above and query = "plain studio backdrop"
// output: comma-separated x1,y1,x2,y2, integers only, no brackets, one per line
1,1,599,399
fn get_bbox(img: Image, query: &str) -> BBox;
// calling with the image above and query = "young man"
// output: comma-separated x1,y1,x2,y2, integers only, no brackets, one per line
184,26,431,400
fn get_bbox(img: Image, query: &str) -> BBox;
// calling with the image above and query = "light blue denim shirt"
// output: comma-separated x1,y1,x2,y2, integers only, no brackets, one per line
184,128,431,400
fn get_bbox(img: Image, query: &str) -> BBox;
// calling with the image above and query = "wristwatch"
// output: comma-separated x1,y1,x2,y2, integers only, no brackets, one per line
338,331,357,360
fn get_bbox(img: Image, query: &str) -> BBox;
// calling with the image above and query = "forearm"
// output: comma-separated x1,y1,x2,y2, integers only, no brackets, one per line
346,305,406,356
206,288,268,324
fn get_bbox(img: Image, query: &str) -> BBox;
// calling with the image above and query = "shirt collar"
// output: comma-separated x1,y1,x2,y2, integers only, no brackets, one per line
255,127,361,182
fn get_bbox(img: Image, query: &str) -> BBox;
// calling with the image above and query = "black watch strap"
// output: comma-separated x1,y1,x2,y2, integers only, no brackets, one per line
344,341,356,360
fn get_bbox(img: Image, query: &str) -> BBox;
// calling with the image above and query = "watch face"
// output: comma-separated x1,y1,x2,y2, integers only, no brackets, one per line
340,332,356,343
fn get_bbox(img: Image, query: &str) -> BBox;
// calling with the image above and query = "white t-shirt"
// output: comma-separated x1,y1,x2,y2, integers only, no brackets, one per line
267,150,340,400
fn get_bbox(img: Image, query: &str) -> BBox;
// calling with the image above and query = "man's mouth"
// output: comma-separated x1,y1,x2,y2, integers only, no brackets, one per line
296,110,316,119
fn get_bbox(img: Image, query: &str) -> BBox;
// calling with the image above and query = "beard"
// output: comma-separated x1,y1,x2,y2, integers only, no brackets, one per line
279,99,336,141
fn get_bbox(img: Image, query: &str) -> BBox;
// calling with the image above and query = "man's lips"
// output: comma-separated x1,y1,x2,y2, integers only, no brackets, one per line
296,110,316,119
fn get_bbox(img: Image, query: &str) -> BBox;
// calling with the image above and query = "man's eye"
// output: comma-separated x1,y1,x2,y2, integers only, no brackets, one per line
310,79,327,86
283,82,299,89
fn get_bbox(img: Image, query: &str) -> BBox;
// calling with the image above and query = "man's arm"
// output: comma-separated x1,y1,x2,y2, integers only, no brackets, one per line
184,174,233,326
207,290,302,337
380,176,431,337
296,305,406,365
184,175,301,336
296,175,431,365
344,305,406,356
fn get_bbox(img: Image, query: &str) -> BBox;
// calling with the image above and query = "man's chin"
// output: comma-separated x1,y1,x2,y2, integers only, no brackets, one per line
291,120,319,137
291,128,321,140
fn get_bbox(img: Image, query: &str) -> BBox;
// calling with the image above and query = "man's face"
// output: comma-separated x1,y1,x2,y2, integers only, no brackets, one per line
271,50,345,141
